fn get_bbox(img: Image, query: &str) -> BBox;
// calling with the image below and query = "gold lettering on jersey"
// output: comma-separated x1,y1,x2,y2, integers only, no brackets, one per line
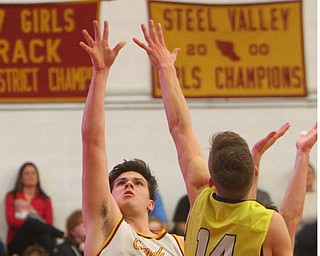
133,238,165,256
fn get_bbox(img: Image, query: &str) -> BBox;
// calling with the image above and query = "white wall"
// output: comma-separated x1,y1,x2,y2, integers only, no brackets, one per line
0,0,317,243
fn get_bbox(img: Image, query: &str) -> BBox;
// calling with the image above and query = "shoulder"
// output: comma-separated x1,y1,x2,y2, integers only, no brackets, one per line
193,187,214,207
269,211,285,226
264,212,291,255
5,192,14,200
5,191,23,201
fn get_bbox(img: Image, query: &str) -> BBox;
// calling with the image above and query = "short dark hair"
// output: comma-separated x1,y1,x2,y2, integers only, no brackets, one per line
109,159,158,201
208,131,254,199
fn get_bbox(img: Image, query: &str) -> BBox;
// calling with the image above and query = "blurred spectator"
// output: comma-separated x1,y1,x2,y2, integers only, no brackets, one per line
148,216,163,232
0,239,6,256
294,163,317,255
22,244,49,256
294,221,317,256
256,188,272,205
5,162,63,255
300,163,317,226
55,210,85,256
170,194,190,236
148,191,169,230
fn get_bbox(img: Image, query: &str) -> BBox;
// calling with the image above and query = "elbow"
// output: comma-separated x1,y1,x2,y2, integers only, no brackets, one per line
168,118,180,135
169,125,179,138
280,208,303,231
168,121,186,139
81,121,104,142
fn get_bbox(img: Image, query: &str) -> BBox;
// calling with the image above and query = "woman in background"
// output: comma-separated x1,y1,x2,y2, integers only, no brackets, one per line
5,162,63,256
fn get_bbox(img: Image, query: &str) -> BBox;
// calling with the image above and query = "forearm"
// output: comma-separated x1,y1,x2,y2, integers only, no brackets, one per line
279,151,310,246
82,69,109,139
158,65,191,134
159,65,209,202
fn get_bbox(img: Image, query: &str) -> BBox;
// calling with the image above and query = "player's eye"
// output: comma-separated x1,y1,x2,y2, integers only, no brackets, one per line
117,181,125,186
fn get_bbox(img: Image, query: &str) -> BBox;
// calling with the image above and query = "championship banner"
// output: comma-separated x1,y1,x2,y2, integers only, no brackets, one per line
149,1,306,98
0,1,100,103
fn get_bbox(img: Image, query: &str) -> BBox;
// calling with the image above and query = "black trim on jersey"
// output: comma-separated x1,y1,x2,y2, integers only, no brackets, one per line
212,193,245,204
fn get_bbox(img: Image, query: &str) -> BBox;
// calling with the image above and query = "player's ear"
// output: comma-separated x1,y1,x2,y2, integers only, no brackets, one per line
254,166,258,177
147,199,155,212
209,178,214,188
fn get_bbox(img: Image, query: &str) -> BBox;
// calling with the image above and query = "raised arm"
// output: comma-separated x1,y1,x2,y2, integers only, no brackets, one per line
79,20,125,254
279,123,317,249
249,123,291,199
133,20,209,207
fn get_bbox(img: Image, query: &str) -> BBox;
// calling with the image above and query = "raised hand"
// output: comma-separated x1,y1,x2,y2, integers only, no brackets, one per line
251,123,291,168
249,123,291,199
296,123,317,153
133,20,180,70
80,20,126,71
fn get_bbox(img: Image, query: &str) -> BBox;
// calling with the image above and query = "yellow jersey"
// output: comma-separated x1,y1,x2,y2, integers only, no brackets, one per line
185,187,274,256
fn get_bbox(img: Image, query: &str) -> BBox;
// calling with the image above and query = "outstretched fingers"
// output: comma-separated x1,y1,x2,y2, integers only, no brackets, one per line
79,20,101,52
113,41,126,56
149,20,160,45
102,20,109,43
251,123,291,168
140,23,155,49
81,29,95,48
157,23,166,45
275,123,291,139
133,37,147,50
296,122,317,153
93,20,101,43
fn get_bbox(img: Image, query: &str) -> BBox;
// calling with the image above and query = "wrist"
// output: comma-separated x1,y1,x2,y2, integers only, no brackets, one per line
93,67,110,75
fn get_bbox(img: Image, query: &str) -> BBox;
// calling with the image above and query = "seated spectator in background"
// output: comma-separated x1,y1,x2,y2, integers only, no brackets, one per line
256,188,272,205
294,163,317,255
0,239,6,256
22,244,49,256
148,191,169,230
55,209,86,256
294,221,317,256
5,162,64,256
300,162,317,227
148,216,163,232
170,195,189,236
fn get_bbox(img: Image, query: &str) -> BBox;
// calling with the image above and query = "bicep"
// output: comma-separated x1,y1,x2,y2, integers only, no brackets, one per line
82,139,121,239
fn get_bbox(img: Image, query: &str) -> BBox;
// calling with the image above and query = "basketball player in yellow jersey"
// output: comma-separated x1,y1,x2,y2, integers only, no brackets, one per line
79,20,184,255
134,19,317,255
